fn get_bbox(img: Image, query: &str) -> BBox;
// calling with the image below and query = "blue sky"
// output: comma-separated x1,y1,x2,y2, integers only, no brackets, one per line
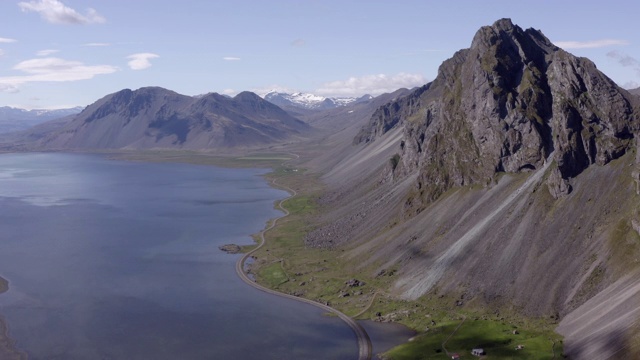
0,0,639,109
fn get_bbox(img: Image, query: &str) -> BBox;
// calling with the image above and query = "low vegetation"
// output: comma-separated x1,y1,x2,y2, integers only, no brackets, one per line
248,165,563,359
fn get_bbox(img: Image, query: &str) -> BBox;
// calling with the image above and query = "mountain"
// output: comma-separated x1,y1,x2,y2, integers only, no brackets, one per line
630,87,640,96
34,87,311,150
357,18,638,205
0,106,83,134
295,88,413,174
301,19,640,358
263,91,373,111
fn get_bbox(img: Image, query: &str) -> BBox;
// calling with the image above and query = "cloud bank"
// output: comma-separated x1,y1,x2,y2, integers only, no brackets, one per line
223,57,241,61
126,53,159,70
555,39,629,49
18,0,106,25
0,57,117,92
0,37,17,43
315,73,426,97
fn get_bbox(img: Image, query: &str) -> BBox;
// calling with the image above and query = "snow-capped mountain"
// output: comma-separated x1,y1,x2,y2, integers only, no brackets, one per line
0,106,83,134
262,91,373,110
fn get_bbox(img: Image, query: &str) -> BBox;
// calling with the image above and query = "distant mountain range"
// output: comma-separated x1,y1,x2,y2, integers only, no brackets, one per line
29,87,310,150
262,91,373,111
0,106,83,134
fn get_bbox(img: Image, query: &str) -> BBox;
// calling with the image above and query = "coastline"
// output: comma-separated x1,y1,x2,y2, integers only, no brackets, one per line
235,177,373,360
0,276,7,295
235,154,563,359
0,277,26,359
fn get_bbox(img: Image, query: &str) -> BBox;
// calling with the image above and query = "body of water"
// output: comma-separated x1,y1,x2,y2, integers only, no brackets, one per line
0,153,362,359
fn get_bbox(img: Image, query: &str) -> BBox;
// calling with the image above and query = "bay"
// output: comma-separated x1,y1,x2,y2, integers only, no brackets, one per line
0,153,358,359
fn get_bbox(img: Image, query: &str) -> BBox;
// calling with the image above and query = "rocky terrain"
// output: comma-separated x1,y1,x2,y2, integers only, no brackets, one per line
357,19,638,207
20,87,311,151
300,19,640,358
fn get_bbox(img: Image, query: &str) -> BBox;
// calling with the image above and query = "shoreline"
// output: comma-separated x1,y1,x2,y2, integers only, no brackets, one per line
0,277,27,359
235,177,373,360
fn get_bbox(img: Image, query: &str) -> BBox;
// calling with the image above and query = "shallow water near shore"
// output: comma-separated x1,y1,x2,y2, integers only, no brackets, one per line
0,153,373,359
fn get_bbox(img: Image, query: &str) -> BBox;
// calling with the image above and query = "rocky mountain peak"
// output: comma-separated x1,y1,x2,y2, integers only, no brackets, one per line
357,19,640,214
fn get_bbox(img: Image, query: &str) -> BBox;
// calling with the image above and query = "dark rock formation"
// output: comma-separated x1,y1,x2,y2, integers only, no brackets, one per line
218,244,241,254
357,18,640,212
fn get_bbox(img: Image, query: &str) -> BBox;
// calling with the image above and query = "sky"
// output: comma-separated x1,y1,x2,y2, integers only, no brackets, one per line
0,0,639,109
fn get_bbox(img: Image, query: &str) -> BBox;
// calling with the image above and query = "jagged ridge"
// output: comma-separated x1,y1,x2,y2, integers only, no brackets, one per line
357,18,640,212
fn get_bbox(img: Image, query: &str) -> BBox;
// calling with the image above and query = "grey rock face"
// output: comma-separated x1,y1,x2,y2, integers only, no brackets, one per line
358,18,639,211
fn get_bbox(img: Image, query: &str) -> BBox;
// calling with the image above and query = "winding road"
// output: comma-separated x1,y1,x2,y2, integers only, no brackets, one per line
235,176,373,360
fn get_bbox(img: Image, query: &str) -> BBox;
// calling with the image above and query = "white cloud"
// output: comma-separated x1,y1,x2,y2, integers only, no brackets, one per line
126,53,159,70
0,57,118,92
315,73,427,97
554,39,629,49
18,0,105,25
83,42,110,47
291,38,305,47
623,81,639,89
221,89,237,95
223,56,241,61
36,49,59,56
607,51,640,77
0,49,4,57
0,83,20,93
0,37,17,43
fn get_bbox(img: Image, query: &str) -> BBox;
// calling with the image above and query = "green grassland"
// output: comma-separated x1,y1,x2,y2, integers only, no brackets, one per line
248,166,563,359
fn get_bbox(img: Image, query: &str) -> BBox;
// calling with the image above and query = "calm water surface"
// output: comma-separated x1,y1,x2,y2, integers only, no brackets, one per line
0,153,363,359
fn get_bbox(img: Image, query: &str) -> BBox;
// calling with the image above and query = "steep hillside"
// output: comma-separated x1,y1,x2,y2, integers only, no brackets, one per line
290,88,412,175
34,87,310,150
303,19,640,358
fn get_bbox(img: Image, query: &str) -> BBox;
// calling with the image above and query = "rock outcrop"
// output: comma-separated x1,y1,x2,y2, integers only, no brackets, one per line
357,19,639,212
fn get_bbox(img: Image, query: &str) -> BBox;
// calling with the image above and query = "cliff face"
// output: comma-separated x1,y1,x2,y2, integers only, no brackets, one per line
37,87,311,150
358,19,639,212
302,19,640,358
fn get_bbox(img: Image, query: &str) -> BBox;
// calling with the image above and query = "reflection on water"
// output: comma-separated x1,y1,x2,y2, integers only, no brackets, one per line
0,153,359,360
